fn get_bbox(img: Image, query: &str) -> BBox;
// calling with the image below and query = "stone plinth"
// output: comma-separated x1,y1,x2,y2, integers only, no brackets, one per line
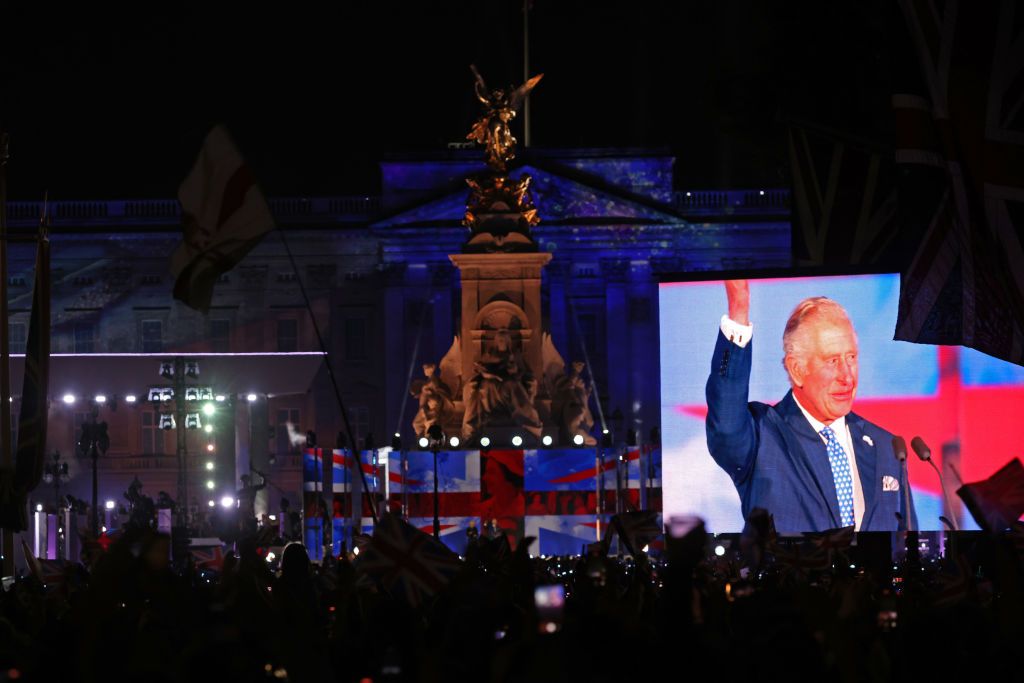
449,252,552,385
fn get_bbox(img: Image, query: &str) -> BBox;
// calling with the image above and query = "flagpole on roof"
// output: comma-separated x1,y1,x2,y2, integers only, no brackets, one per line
0,130,13,577
522,0,532,148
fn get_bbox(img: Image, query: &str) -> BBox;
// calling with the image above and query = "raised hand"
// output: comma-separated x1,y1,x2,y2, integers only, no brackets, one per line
724,279,750,325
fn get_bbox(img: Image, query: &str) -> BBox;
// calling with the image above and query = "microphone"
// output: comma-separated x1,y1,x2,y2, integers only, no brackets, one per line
892,436,912,531
910,436,930,461
892,436,908,463
911,436,959,531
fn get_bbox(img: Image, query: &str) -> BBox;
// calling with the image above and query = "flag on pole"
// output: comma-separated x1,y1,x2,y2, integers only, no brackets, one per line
20,538,69,587
893,0,1024,366
12,228,50,531
171,125,275,313
354,512,462,607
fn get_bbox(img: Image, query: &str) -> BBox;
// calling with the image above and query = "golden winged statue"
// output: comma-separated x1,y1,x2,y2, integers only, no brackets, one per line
467,65,543,172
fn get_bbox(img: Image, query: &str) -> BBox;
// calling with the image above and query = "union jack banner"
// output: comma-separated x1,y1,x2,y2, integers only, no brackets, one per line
354,513,462,607
21,539,70,587
932,553,974,607
894,0,1024,366
788,124,898,267
190,544,225,572
804,525,855,551
768,540,830,575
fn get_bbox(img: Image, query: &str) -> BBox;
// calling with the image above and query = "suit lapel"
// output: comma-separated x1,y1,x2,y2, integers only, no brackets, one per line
847,413,877,527
777,392,841,527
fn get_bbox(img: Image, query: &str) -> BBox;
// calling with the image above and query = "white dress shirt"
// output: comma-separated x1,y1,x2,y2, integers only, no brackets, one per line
720,315,865,530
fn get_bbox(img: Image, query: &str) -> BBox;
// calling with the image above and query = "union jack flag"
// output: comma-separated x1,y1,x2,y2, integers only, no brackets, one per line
956,458,1024,532
894,0,1024,366
788,124,898,267
20,539,69,587
190,544,225,572
354,513,462,607
768,540,830,575
932,553,974,607
804,525,855,551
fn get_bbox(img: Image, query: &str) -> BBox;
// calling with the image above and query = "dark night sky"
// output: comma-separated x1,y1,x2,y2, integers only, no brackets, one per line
0,1,897,200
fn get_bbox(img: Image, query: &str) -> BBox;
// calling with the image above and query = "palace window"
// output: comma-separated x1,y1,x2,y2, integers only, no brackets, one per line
277,319,298,352
74,322,96,353
141,320,163,353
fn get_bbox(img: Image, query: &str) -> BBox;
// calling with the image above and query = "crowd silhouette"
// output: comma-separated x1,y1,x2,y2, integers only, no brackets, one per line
1,514,1023,683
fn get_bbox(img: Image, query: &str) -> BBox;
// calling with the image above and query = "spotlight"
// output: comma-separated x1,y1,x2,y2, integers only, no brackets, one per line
206,444,215,452
215,394,226,402
203,424,213,433
94,394,107,404
573,434,585,446
418,437,429,448
479,436,491,448
36,503,43,512
391,433,402,451
125,394,137,403
220,495,235,508
104,500,115,510
202,402,215,416
63,393,75,405
246,393,258,402
268,514,277,521
265,552,276,563
206,461,214,471
511,435,523,447
714,545,726,557
449,436,461,448
206,480,215,490
208,500,215,508
542,435,553,447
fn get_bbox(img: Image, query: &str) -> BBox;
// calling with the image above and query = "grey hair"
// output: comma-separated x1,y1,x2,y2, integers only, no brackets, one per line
781,296,852,367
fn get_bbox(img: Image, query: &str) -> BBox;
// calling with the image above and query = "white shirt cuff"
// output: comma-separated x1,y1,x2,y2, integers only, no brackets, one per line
720,314,753,348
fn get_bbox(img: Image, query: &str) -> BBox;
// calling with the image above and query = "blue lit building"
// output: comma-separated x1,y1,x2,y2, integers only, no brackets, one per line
5,147,790,516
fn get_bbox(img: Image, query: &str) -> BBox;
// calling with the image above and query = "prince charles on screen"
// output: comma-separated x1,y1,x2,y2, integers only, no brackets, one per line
704,280,917,533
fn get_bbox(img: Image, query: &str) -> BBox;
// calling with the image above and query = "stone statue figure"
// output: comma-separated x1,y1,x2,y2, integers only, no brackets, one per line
462,329,542,440
411,363,454,437
467,65,543,173
555,361,597,446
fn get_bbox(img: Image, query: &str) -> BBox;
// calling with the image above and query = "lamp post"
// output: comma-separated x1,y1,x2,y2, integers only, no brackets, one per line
427,424,444,539
42,450,70,512
77,411,109,537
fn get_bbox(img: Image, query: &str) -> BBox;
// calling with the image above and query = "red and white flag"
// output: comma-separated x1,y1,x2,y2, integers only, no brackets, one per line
171,125,274,313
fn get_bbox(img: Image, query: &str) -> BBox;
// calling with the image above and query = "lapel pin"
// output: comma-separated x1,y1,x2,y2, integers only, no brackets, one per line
862,434,874,447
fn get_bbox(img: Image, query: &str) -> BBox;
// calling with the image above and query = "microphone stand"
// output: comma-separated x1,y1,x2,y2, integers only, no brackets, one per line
927,459,960,532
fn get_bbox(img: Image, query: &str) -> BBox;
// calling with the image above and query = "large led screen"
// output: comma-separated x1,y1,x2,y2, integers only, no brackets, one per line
659,273,1024,532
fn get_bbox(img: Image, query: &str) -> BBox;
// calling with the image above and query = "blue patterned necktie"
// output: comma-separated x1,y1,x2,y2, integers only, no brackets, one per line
820,426,855,528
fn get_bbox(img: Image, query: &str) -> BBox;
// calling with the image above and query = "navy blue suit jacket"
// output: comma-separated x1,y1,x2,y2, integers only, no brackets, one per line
705,331,917,532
